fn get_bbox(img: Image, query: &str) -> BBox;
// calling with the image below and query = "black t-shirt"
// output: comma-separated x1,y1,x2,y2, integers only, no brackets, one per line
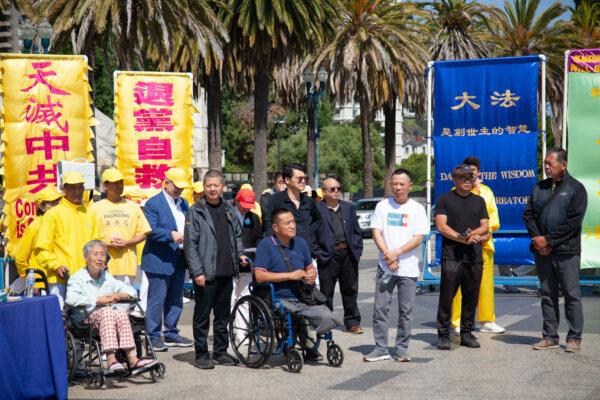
207,200,234,277
435,190,489,263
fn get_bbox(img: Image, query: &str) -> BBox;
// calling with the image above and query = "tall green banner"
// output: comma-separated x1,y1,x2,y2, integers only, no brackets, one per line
567,72,600,269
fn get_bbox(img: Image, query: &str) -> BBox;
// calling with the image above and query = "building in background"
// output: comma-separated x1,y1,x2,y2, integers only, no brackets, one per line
333,100,417,164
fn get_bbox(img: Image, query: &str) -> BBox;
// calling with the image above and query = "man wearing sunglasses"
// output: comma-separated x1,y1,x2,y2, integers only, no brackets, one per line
435,165,489,350
315,177,364,334
263,163,322,260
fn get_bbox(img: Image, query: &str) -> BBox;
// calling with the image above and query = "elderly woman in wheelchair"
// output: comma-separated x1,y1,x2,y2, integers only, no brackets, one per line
65,240,158,376
229,208,344,372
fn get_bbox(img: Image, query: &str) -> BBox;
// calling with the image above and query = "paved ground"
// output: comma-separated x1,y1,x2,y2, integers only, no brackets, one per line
69,240,600,400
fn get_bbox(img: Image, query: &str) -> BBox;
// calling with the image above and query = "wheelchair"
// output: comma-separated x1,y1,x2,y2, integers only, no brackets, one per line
228,281,344,373
64,300,166,388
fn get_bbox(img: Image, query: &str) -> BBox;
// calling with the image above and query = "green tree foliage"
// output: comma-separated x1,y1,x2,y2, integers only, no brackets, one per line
268,122,385,191
399,153,428,188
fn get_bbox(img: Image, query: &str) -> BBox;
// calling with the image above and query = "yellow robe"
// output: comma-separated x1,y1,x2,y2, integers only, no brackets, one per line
451,183,500,327
34,198,98,284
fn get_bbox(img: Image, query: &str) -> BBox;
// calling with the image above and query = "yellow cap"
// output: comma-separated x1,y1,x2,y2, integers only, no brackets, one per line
164,167,190,189
240,183,253,190
62,171,85,185
101,168,124,183
34,186,63,204
192,181,204,193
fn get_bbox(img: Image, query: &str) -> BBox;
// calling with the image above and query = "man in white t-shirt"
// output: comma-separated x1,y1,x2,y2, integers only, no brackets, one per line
363,168,430,362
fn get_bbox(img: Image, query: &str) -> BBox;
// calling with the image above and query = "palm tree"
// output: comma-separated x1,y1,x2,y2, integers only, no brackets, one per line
316,0,427,197
428,0,493,61
489,0,570,146
571,1,600,48
226,0,338,195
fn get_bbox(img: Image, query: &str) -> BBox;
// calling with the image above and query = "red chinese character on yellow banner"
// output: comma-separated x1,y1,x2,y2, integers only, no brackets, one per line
26,163,57,193
134,82,174,106
25,95,69,133
134,164,170,189
134,108,174,132
25,130,69,160
21,61,70,96
138,136,172,160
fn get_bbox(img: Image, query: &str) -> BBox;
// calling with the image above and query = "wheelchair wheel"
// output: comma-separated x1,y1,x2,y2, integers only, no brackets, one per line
87,372,104,389
229,295,275,368
65,330,77,381
326,343,344,367
150,362,166,381
286,348,303,373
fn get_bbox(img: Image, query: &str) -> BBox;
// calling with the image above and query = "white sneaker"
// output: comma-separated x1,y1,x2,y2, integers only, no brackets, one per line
451,327,460,336
363,349,391,362
182,297,190,304
479,322,505,334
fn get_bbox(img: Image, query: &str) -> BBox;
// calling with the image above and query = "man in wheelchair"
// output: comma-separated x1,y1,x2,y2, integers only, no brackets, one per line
65,240,158,375
253,208,340,361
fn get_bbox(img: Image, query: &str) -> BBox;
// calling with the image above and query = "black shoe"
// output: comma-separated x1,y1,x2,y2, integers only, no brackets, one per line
212,353,239,366
460,333,481,348
437,336,451,350
304,349,324,361
151,339,168,352
195,353,215,369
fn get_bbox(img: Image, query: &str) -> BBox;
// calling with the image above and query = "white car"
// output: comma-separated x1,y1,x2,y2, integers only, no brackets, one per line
355,197,384,237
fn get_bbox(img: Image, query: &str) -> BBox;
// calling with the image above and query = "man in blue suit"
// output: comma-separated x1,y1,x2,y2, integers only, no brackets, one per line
316,177,364,334
142,167,194,350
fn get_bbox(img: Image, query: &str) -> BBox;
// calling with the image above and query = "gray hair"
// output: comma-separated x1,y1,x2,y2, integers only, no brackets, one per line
83,240,107,258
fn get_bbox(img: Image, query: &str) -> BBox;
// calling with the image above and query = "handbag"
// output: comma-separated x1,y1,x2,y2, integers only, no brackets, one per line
275,242,327,306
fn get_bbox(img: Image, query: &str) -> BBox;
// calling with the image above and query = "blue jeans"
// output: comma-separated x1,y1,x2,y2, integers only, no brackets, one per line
146,265,186,342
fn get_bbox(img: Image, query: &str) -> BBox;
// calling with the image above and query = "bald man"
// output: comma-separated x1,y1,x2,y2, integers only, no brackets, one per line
315,178,364,333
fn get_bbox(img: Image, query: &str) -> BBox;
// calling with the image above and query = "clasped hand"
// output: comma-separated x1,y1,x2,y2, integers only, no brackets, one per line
97,292,130,305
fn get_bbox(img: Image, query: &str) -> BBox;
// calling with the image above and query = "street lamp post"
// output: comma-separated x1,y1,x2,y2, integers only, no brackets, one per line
302,67,328,186
20,19,53,54
38,21,53,54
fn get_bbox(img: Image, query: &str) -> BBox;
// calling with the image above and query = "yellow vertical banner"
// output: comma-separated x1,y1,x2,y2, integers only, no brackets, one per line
114,72,194,201
0,54,94,254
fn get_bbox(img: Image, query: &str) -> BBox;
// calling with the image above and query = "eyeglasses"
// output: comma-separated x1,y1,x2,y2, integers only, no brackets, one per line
325,187,341,192
456,176,474,183
296,176,308,182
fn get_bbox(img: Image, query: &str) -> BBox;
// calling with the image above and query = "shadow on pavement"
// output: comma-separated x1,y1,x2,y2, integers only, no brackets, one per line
172,350,196,366
489,334,539,345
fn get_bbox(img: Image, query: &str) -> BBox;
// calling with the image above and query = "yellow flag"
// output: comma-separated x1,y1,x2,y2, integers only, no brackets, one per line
114,72,194,202
0,54,93,254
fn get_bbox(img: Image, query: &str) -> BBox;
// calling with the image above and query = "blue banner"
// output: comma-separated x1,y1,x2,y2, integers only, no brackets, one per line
433,56,540,265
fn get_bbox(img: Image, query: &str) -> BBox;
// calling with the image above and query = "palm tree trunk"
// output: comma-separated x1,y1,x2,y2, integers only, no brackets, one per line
306,97,315,187
383,98,396,197
253,67,269,195
358,91,374,198
550,102,562,148
206,68,223,171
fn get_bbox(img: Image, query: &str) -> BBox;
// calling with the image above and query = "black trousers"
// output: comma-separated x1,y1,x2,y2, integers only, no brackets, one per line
437,259,483,337
193,277,233,358
535,253,583,342
317,249,361,328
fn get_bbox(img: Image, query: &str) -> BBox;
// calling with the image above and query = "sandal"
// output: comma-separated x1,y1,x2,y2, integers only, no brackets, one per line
107,361,125,372
131,358,158,375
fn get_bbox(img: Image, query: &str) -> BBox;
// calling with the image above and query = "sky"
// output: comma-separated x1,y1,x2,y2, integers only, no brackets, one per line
479,0,575,19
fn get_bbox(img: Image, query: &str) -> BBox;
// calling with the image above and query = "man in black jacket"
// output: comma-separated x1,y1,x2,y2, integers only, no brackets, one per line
263,164,322,258
316,177,364,333
184,170,249,369
524,148,588,353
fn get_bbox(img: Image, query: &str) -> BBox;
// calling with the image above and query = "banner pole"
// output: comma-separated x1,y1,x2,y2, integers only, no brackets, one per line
541,54,547,178
426,61,434,265
562,50,570,150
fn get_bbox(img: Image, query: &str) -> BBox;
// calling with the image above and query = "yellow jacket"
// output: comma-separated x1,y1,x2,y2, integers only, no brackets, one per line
472,183,500,252
34,198,98,284
14,217,42,278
